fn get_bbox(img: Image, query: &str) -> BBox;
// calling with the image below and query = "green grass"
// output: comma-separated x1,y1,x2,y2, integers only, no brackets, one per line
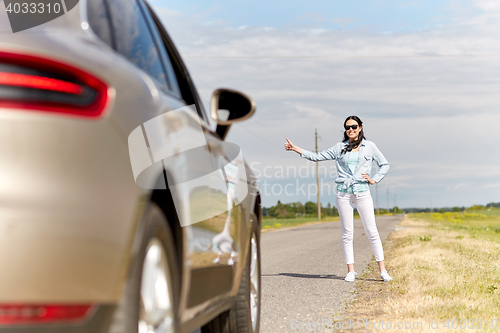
415,210,500,243
261,216,339,230
475,208,500,217
353,212,500,325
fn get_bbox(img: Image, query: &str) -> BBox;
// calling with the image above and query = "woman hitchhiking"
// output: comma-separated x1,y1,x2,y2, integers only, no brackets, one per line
284,115,393,282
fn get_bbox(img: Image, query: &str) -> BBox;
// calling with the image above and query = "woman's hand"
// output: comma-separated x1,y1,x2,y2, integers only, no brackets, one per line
284,138,302,155
361,173,376,185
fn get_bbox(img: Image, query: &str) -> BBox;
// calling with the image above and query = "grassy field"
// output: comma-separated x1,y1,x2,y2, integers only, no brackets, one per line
342,210,500,332
471,208,500,217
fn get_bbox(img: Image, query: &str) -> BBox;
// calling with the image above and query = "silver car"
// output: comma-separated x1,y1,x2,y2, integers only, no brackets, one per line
0,0,261,332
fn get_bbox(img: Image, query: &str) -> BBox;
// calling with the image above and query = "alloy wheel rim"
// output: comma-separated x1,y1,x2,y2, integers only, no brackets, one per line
249,231,260,331
138,238,174,333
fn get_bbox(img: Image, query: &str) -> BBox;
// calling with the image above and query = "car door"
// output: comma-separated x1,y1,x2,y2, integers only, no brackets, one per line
139,0,255,314
97,0,248,319
87,0,237,321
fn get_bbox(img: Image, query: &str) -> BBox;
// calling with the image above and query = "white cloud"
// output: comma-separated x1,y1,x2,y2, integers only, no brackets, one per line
152,1,500,208
331,17,357,25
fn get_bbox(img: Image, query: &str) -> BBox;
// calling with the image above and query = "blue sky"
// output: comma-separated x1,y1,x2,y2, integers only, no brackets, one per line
154,0,477,33
152,0,500,209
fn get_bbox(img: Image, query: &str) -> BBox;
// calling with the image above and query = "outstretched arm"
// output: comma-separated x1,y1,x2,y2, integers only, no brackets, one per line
285,138,337,161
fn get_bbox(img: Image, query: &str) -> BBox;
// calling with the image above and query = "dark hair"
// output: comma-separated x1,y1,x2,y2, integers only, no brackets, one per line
341,115,366,154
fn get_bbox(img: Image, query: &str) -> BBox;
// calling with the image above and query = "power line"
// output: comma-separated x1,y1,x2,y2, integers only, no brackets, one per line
188,72,287,155
235,140,280,157
252,119,293,139
172,32,500,37
238,125,283,149
190,72,214,95
184,54,500,59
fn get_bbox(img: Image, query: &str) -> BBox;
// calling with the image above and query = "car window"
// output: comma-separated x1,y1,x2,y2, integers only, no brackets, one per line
145,3,210,123
86,0,114,48
105,0,168,86
137,0,181,98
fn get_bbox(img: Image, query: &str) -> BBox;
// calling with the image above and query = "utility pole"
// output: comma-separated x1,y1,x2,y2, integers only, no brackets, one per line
315,129,321,221
387,188,389,213
430,199,433,213
376,183,380,215
394,194,397,213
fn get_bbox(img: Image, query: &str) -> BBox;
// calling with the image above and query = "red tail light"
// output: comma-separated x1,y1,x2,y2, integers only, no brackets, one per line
0,51,109,119
0,72,83,95
0,304,95,325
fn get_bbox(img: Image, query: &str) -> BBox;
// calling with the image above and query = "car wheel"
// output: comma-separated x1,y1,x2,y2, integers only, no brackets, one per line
202,212,261,333
108,203,180,333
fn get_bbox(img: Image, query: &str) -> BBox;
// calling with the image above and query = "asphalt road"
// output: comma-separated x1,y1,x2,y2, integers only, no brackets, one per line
260,215,404,332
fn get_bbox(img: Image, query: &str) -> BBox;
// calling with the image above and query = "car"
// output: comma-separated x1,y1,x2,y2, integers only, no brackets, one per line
0,0,262,332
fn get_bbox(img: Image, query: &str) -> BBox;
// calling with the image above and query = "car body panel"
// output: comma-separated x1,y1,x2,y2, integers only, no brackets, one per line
0,0,261,330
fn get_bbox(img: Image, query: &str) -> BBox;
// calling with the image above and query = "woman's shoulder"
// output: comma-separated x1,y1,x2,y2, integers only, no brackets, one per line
363,140,384,153
335,140,349,147
332,141,347,150
363,139,377,147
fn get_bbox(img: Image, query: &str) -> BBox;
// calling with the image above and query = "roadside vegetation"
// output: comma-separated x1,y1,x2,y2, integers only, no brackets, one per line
262,200,397,231
262,200,340,230
342,207,500,332
263,200,340,219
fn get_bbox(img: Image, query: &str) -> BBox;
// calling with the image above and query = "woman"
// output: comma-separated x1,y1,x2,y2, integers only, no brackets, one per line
284,116,392,282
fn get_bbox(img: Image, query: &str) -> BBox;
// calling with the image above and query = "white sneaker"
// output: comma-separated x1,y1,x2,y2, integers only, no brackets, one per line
228,258,234,266
345,271,358,282
213,257,220,264
380,270,392,282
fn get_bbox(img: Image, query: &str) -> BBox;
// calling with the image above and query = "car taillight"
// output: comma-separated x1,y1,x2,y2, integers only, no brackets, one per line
0,304,95,325
0,51,109,118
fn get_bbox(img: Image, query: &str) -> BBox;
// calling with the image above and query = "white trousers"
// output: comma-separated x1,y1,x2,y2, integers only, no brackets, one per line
335,190,384,264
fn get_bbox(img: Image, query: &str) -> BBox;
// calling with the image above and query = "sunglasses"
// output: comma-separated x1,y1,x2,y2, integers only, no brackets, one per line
344,125,359,130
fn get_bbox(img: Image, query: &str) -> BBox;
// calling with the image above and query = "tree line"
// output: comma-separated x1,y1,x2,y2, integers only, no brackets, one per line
262,201,500,219
263,201,339,219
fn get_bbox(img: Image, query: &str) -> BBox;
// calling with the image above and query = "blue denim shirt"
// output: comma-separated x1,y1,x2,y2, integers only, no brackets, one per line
300,139,390,194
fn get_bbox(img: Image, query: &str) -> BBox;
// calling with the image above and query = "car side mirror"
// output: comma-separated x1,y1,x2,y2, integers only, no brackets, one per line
210,88,256,125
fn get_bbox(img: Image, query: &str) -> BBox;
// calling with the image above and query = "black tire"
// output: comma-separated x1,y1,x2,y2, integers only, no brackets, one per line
107,202,180,333
202,213,261,333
